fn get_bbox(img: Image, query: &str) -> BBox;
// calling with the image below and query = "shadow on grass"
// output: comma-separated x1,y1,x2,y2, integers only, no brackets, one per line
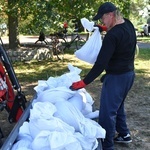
137,48,150,61
12,48,149,85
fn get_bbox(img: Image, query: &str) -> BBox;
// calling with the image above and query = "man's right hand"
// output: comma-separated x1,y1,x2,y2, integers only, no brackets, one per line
94,25,107,32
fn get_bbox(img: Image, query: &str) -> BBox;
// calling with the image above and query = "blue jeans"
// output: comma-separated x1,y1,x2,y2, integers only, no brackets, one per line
98,71,135,150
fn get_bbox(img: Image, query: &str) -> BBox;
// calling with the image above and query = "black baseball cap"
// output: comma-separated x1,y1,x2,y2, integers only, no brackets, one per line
93,2,117,20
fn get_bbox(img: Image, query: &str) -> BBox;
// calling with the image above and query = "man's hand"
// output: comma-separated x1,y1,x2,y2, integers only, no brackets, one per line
94,24,107,32
70,80,86,90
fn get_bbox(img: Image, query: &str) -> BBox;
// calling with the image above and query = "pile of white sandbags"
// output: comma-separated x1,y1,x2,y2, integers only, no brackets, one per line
11,64,105,150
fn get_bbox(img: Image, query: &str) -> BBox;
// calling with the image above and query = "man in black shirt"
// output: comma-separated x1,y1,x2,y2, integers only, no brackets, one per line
70,2,136,150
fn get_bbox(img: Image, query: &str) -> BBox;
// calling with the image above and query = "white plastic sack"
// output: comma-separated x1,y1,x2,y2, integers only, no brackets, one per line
29,117,75,139
16,121,32,140
54,101,85,132
80,118,106,139
33,87,75,104
31,130,82,150
29,102,75,139
74,132,98,150
68,92,85,111
54,101,105,140
11,137,32,150
33,80,49,94
75,27,102,64
30,102,57,120
81,18,95,32
34,64,82,94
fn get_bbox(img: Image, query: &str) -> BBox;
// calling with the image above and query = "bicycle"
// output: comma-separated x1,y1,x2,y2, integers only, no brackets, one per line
49,34,64,60
54,31,86,51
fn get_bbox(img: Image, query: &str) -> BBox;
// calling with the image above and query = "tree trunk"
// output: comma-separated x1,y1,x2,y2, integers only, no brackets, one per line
8,0,20,49
8,15,20,49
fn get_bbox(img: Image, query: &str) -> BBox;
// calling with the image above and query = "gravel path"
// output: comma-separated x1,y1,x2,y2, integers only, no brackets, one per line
1,36,150,49
137,41,150,49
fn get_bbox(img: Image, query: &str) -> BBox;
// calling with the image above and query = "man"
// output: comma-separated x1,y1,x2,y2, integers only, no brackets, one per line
70,2,136,150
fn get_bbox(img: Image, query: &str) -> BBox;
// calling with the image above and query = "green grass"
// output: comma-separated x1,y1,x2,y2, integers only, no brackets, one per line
13,49,92,83
135,48,150,75
13,48,150,85
137,36,150,42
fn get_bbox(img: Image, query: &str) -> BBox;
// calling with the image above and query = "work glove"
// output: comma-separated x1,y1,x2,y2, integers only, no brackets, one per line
94,24,107,32
70,80,86,90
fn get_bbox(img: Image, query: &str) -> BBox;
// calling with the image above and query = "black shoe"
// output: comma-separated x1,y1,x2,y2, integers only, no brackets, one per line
114,133,132,143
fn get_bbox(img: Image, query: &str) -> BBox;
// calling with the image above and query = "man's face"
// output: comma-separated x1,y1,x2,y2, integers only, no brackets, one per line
100,12,114,30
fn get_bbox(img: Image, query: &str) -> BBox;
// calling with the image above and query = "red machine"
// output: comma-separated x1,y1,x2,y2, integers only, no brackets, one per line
0,38,27,147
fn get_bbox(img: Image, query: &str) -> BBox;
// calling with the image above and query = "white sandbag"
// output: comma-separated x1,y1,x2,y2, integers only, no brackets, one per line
11,137,32,150
84,110,99,119
81,18,95,32
16,122,32,141
34,87,75,104
81,102,93,115
30,102,57,120
29,101,75,139
46,77,58,88
33,80,49,94
47,64,81,89
34,64,82,93
80,118,106,139
11,122,32,150
67,63,82,75
74,132,98,150
75,27,102,64
54,101,85,132
15,148,31,150
29,117,75,139
68,92,85,111
31,130,82,150
54,101,105,140
83,90,94,105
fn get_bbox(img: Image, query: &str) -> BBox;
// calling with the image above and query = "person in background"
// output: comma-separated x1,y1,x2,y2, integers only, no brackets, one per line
63,21,68,34
70,2,136,150
143,24,149,36
35,31,47,44
148,23,150,35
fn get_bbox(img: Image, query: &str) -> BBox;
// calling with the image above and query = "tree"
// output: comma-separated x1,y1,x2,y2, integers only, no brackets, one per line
0,0,149,49
8,0,20,49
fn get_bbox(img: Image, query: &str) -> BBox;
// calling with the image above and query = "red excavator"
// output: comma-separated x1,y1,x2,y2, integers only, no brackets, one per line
0,37,27,149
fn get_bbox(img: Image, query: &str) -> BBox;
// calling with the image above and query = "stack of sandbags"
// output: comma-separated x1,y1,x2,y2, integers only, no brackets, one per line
11,64,105,150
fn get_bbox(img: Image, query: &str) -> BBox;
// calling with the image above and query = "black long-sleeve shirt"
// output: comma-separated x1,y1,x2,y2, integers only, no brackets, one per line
83,18,136,85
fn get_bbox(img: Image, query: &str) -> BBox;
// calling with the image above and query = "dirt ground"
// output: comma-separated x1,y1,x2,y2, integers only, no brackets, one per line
0,41,150,150
87,77,150,150
0,74,149,150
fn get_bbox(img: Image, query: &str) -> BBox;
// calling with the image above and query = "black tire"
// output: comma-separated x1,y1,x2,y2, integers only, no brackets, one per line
50,36,64,60
57,36,69,51
75,38,86,50
55,42,64,60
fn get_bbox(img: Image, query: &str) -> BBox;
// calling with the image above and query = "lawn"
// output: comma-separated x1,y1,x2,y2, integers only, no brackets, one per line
137,36,150,42
13,47,150,84
1,45,149,150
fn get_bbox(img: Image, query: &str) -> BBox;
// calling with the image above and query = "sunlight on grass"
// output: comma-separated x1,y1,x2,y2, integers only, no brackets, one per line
135,49,150,76
137,37,150,42
12,48,149,84
15,68,36,73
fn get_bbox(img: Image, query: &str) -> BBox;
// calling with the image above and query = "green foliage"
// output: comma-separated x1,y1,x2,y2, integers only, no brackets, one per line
110,0,131,18
147,18,150,24
0,0,149,35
